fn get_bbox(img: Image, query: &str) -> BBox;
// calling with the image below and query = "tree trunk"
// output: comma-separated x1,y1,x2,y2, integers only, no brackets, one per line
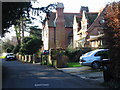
14,25,21,45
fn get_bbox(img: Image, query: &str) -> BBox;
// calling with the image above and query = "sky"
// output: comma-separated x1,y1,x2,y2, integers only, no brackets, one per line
3,0,119,40
32,0,119,12
31,0,119,27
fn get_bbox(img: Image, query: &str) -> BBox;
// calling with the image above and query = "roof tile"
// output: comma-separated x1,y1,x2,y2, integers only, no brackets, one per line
48,12,82,27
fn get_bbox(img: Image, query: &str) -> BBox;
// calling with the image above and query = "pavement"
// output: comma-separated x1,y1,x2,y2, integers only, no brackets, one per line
35,62,104,83
57,66,104,83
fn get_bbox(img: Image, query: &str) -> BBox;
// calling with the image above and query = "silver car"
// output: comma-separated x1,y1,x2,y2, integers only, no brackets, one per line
6,53,16,61
79,49,108,69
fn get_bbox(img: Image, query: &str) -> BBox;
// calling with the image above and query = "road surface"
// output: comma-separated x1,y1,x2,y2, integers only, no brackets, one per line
2,60,106,88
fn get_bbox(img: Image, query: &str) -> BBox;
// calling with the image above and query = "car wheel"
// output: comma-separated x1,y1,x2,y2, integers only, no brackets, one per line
92,61,101,69
6,58,9,61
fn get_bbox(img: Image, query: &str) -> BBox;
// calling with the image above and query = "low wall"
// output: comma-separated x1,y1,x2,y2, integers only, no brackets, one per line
16,54,39,64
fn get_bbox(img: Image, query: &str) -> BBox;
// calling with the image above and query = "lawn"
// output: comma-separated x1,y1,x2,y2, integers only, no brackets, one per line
0,56,6,59
67,62,82,67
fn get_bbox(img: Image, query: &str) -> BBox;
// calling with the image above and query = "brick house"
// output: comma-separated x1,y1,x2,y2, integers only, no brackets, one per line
73,15,82,48
42,3,81,50
42,2,104,50
73,7,99,48
86,8,105,48
74,8,105,48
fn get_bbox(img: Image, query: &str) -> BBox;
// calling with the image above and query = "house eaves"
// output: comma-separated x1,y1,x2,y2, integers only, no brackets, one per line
87,34,104,41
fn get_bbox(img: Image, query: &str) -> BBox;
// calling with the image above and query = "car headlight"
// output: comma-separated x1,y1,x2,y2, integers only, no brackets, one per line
81,59,86,62
80,57,82,60
80,57,86,62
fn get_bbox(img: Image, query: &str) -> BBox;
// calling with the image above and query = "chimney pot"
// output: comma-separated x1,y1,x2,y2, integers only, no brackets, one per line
56,2,64,9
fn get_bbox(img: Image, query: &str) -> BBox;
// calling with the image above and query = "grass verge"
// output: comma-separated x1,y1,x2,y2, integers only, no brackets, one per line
0,56,6,59
67,62,82,67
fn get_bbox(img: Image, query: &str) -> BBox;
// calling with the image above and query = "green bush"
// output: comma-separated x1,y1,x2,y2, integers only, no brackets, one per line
42,55,48,65
65,47,92,62
2,41,14,53
20,37,43,55
50,47,92,63
13,44,20,54
6,48,13,53
51,49,65,60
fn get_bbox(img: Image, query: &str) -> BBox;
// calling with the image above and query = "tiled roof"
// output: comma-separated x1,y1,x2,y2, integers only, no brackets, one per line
47,12,98,28
47,12,81,27
87,8,105,33
64,13,81,27
76,15,82,23
85,12,98,26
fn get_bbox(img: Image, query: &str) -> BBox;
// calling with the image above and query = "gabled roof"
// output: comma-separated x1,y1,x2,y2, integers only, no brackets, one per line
64,13,81,27
85,12,98,26
75,15,82,23
47,12,98,28
87,8,105,33
47,12,81,28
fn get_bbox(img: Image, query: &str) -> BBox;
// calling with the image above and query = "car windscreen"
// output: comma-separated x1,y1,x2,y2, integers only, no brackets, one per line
7,54,14,56
84,51,94,56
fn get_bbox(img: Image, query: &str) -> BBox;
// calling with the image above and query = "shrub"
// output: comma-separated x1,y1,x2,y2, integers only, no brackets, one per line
103,1,120,81
20,37,43,55
50,49,65,60
13,44,20,54
2,41,14,53
65,47,92,62
42,55,48,65
6,47,13,53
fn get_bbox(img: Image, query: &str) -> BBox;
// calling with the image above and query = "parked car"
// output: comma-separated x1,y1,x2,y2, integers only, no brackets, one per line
79,49,108,69
5,53,16,61
42,50,49,55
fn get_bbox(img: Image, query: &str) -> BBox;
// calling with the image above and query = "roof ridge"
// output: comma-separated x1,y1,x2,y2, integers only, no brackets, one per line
64,12,80,14
86,12,98,14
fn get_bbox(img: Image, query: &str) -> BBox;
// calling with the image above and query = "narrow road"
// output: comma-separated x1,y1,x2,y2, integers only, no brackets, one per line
2,60,106,88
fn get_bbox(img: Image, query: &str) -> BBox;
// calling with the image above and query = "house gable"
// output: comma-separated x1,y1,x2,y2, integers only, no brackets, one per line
85,12,98,27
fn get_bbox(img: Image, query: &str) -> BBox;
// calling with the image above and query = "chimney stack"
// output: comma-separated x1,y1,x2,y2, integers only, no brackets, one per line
80,6,89,14
55,2,66,49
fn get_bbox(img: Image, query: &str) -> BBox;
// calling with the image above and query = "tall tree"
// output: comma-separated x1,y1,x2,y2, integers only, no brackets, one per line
14,25,21,45
29,26,42,38
103,1,120,82
2,2,56,37
2,2,32,37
